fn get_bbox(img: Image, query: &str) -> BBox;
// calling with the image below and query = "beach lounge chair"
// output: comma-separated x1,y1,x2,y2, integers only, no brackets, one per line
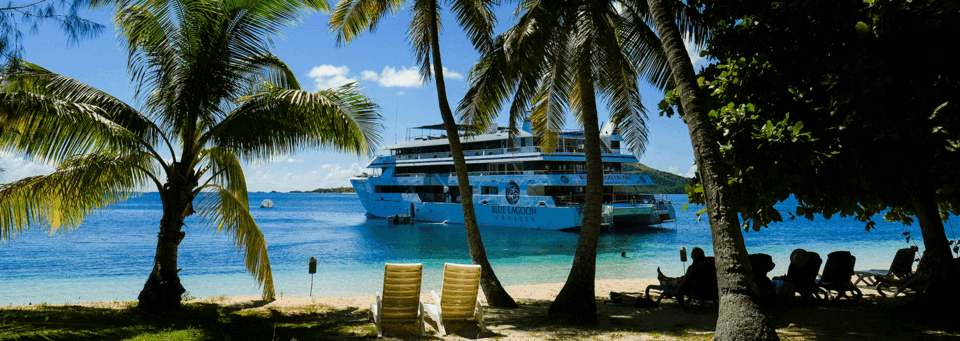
424,263,487,335
781,249,827,300
675,256,718,313
875,249,924,297
853,248,916,287
817,251,862,301
371,263,426,338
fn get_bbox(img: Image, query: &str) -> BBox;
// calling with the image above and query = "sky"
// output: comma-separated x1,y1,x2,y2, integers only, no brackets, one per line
1,4,706,192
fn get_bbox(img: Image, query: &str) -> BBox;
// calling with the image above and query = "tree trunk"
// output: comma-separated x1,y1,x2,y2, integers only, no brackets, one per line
646,0,779,339
137,190,188,313
547,77,603,324
427,4,518,308
906,185,960,305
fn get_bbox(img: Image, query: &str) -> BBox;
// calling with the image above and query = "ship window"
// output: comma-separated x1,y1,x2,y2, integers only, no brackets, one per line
610,141,620,150
482,186,498,195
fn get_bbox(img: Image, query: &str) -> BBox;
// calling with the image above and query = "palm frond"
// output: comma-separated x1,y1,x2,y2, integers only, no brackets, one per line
205,82,383,160
329,0,402,46
0,152,157,242
450,0,496,54
196,147,248,207
617,1,673,91
409,0,440,82
195,187,274,300
2,60,169,156
0,90,152,164
457,35,516,134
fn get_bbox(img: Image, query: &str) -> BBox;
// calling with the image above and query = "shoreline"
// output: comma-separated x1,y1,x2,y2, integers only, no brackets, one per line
4,278,662,310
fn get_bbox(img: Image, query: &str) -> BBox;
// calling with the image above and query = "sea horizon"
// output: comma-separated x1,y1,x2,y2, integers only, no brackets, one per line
0,192,946,305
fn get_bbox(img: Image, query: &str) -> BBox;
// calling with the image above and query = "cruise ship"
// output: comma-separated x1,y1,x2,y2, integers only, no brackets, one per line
350,121,676,230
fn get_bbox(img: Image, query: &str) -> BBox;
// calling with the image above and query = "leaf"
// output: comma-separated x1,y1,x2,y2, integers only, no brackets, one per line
855,21,870,37
791,121,804,135
681,203,689,211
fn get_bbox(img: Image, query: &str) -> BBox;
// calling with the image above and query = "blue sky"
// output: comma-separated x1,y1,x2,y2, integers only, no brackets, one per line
1,4,703,192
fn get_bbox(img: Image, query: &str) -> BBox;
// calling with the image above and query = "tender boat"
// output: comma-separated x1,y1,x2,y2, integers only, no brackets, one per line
350,121,676,230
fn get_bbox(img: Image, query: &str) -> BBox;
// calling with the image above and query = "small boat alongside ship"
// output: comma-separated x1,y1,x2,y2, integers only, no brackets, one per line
350,121,676,231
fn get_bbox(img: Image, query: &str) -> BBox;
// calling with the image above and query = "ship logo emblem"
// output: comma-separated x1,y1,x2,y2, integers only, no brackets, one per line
505,181,521,205
560,175,569,183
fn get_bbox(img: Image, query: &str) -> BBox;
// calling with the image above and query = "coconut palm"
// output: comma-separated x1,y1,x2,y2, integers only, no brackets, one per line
329,0,517,308
457,0,706,323
0,0,382,313
644,0,777,338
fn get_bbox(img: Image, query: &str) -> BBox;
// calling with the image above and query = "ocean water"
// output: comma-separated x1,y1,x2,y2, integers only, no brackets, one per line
0,192,951,305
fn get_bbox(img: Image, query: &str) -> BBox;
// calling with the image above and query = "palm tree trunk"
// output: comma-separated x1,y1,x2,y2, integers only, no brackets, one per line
138,188,188,313
547,78,603,324
646,0,778,339
427,3,518,308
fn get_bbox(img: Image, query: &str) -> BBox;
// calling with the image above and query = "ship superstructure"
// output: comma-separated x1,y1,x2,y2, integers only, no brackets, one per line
350,121,676,230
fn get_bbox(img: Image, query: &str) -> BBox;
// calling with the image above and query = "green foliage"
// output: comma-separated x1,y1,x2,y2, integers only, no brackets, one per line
668,0,960,231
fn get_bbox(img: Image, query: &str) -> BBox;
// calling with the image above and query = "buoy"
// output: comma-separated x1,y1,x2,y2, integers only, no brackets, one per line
260,199,274,208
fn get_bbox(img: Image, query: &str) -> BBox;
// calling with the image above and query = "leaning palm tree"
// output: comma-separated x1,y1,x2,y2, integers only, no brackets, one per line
329,0,517,308
0,0,382,313
458,0,657,324
458,0,712,323
644,0,778,338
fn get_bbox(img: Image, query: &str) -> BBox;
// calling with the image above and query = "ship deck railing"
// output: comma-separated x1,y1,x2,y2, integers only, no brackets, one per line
392,169,630,178
392,146,631,160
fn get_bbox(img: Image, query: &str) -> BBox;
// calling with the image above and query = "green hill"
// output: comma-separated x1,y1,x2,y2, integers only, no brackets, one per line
292,186,356,194
622,163,692,194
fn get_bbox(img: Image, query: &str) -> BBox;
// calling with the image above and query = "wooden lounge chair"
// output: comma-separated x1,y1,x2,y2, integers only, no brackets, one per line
371,263,426,338
424,263,487,335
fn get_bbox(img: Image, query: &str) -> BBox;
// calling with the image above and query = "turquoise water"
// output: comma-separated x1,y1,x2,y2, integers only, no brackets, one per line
0,193,951,305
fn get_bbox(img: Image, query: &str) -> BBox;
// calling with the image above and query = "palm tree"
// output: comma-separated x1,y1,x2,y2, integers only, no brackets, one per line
329,0,517,308
644,0,778,338
457,0,676,323
0,0,382,313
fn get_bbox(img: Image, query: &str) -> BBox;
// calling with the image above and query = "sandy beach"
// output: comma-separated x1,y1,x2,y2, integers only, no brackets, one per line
6,278,957,340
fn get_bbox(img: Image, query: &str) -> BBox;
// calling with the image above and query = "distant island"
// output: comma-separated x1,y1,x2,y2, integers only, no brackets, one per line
291,186,356,194
291,164,689,195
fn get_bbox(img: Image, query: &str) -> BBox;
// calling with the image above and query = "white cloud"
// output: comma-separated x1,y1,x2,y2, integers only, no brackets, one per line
244,162,370,192
684,164,698,178
436,67,463,80
0,153,55,182
668,166,680,175
358,65,463,88
307,65,357,90
286,158,303,163
683,35,709,71
321,163,366,188
361,70,379,81
374,66,423,88
396,91,406,96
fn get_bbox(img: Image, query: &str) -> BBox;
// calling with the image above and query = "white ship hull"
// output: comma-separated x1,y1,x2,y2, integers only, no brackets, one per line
349,122,677,231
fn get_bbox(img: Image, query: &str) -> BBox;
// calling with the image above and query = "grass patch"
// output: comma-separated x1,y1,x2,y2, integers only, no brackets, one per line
0,302,371,341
